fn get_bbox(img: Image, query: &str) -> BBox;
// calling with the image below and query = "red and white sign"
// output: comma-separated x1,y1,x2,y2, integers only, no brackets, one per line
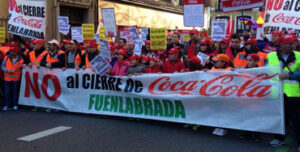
8,0,46,39
184,0,204,27
120,26,139,42
263,0,300,39
222,0,264,12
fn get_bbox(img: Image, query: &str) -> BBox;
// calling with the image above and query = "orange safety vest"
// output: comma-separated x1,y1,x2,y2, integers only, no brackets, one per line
46,50,65,63
29,50,47,67
234,51,267,68
23,49,30,56
68,50,85,68
211,66,232,71
4,56,24,81
0,46,10,55
85,54,92,67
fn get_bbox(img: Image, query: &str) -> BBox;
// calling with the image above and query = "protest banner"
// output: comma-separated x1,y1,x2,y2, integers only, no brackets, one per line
19,65,284,134
99,39,111,61
222,0,264,12
8,0,46,39
133,40,143,56
150,28,167,50
120,26,139,42
263,0,300,39
141,28,149,42
90,55,111,76
99,26,110,41
58,16,69,35
211,20,227,42
0,27,5,43
71,27,83,43
184,0,204,27
82,24,95,40
101,8,117,37
197,52,210,66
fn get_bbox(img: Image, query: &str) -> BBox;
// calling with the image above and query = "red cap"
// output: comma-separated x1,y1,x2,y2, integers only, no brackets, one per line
10,41,18,47
89,40,98,48
30,39,36,43
279,34,294,44
247,53,260,62
129,54,140,60
142,55,150,61
189,29,199,34
220,38,228,43
245,38,257,45
25,41,30,48
272,30,282,37
169,47,180,55
190,56,201,65
145,40,151,45
149,57,158,63
33,39,44,46
117,49,127,57
291,34,298,41
83,40,92,44
10,46,20,53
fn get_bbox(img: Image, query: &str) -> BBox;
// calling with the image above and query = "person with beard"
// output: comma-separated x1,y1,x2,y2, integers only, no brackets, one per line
257,30,282,53
64,40,85,69
226,33,244,60
110,49,131,76
234,38,267,68
40,39,65,68
25,39,47,68
126,41,135,57
82,40,100,69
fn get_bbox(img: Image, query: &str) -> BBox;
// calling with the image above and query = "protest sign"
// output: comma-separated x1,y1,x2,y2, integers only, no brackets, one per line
212,20,227,41
0,27,5,43
120,26,139,42
197,52,210,66
71,27,83,43
256,27,263,40
101,8,117,37
20,65,284,134
141,28,149,42
99,26,110,41
99,39,111,61
150,28,167,50
184,0,204,27
263,0,300,39
82,24,95,40
222,0,264,12
58,16,69,35
89,55,112,76
133,40,143,56
8,0,46,39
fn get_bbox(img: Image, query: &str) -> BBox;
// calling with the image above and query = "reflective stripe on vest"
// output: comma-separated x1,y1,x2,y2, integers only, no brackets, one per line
46,50,64,63
4,56,24,81
267,51,300,97
29,50,47,67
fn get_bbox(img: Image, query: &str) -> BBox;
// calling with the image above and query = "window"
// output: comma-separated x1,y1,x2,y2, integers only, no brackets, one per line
236,15,252,34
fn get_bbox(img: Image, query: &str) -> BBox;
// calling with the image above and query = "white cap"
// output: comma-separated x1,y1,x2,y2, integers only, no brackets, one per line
48,39,59,46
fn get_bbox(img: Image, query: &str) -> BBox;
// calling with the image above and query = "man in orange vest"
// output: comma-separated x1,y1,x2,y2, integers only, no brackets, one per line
82,40,100,69
64,40,84,69
25,39,47,68
1,43,24,111
40,39,65,68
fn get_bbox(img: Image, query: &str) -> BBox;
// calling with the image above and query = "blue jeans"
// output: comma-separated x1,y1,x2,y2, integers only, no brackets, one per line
4,81,20,107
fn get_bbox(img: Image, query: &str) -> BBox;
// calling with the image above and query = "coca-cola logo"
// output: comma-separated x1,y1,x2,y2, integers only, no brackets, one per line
13,16,43,29
232,0,251,6
148,73,278,98
272,13,300,25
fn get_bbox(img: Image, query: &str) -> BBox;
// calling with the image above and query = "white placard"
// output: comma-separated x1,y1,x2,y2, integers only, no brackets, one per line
71,27,83,43
212,20,227,42
58,16,69,35
90,55,111,76
101,8,117,37
133,40,143,56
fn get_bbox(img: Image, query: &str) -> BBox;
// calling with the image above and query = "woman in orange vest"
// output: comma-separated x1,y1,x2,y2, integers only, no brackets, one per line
234,39,267,68
25,39,47,68
40,39,65,68
211,53,233,71
1,45,24,111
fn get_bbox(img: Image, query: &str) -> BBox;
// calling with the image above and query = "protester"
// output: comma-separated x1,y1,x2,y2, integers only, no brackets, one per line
183,29,201,67
110,49,131,76
126,54,145,76
0,45,4,104
127,41,135,57
188,56,202,71
162,47,185,73
257,30,282,53
82,40,100,69
267,34,300,150
1,43,24,111
245,53,260,68
226,33,244,60
25,39,47,68
141,55,150,67
167,32,184,52
64,40,84,69
83,40,92,51
199,37,218,56
218,38,229,54
118,38,127,49
167,34,173,46
145,57,161,73
211,54,233,70
40,39,65,68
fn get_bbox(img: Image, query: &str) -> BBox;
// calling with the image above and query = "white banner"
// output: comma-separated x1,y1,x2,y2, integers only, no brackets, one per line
71,27,83,43
212,20,227,42
263,0,300,39
8,0,46,39
222,0,264,12
58,16,69,35
184,0,204,27
19,66,284,134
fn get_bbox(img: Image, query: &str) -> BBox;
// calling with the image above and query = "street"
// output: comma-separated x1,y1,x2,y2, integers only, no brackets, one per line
0,108,284,152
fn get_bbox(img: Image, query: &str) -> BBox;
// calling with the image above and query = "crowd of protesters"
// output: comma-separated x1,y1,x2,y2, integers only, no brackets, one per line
0,29,299,150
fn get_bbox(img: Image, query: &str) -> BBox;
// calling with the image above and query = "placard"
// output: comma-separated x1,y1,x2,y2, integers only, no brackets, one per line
101,8,117,37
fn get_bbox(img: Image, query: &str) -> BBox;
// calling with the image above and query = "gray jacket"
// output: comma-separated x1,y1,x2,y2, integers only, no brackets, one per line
126,64,146,75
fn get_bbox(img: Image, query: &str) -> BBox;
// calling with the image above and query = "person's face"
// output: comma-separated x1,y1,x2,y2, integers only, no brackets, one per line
167,36,172,44
88,47,97,53
149,60,155,67
169,53,178,60
83,43,89,50
70,43,77,51
200,44,207,52
215,60,225,68
10,51,18,56
245,44,251,50
246,59,257,68
127,43,134,51
220,42,227,50
271,34,280,44
119,40,126,48
146,44,151,50
231,38,241,49
48,43,57,52
190,33,198,40
130,59,138,65
33,43,42,51
280,43,293,53
65,43,71,50
172,34,180,43
117,54,124,60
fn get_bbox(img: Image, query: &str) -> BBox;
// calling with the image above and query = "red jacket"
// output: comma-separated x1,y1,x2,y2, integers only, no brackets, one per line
110,59,131,76
145,66,161,73
162,59,185,73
